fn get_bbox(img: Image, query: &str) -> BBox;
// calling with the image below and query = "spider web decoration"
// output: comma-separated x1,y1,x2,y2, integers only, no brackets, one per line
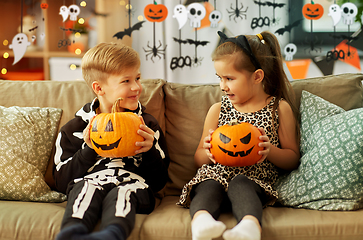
113,0,145,40
143,1,168,63
226,0,248,23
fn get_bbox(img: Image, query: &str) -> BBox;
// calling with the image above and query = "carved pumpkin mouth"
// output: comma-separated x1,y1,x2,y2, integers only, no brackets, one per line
92,138,121,151
306,14,319,18
218,145,254,157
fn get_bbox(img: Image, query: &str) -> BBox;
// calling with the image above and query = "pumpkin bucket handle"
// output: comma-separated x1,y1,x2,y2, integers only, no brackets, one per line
111,98,124,113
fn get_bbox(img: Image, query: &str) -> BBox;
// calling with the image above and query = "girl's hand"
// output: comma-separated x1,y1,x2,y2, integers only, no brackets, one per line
257,127,271,163
204,129,217,164
135,116,155,154
83,117,95,149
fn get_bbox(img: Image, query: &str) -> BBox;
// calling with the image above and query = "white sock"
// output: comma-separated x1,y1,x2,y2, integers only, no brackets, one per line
222,219,261,240
191,212,226,240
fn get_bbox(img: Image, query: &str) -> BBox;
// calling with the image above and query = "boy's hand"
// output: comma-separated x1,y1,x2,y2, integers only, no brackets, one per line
204,129,217,164
83,118,94,149
135,116,155,154
257,127,271,163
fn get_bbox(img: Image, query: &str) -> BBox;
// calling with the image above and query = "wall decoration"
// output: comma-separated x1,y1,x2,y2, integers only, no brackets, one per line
209,0,222,28
328,4,341,27
302,1,324,54
170,3,191,71
59,6,69,22
326,1,344,62
341,2,358,26
68,4,81,21
143,1,168,62
173,4,188,29
251,0,271,29
275,19,302,35
187,3,206,28
227,0,248,22
113,0,145,40
9,33,31,65
284,43,297,61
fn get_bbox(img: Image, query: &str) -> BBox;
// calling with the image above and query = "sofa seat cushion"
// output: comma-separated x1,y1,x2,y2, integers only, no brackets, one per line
0,200,147,240
140,196,363,240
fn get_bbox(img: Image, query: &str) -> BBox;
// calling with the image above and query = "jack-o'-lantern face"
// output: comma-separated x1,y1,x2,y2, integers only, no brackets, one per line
40,3,48,9
144,2,168,22
210,122,263,167
302,3,324,20
90,101,144,158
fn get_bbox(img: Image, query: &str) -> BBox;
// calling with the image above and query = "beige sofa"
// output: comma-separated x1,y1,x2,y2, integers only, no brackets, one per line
1,73,363,240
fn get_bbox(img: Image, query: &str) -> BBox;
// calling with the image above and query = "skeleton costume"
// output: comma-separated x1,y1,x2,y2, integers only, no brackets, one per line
178,96,281,219
53,98,169,238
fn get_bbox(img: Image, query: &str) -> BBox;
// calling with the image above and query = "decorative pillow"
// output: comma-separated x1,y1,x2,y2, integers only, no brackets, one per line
0,106,66,202
275,91,363,210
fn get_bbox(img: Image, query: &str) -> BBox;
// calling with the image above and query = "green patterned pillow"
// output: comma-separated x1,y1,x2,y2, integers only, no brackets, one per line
275,91,363,210
0,106,66,202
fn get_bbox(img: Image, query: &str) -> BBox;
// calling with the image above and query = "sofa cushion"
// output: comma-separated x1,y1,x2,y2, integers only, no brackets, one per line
140,196,363,240
0,106,66,202
163,82,223,196
275,91,363,210
139,79,166,133
290,73,363,111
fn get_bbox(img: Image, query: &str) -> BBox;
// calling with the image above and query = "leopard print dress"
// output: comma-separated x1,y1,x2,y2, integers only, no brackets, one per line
177,95,281,208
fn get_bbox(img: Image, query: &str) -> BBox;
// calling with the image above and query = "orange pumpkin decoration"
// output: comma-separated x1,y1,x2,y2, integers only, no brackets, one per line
40,3,48,9
90,98,144,158
144,2,168,22
302,2,324,20
210,121,263,167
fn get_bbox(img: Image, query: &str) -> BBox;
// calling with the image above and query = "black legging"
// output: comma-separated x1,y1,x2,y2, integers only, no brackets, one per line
189,175,268,224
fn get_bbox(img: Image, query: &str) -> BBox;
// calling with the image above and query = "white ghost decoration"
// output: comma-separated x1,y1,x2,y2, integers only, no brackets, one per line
68,4,80,21
209,10,222,28
173,4,188,29
341,2,358,25
328,4,341,26
187,3,206,28
9,33,31,65
284,43,297,61
59,5,69,22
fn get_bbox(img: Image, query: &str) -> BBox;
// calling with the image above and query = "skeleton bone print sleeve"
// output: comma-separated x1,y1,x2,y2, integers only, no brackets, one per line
53,99,170,195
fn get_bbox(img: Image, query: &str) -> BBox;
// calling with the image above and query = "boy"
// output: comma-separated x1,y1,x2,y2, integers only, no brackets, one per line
53,42,170,240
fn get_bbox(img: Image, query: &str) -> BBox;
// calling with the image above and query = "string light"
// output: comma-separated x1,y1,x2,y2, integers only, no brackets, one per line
3,52,9,59
69,64,77,70
3,40,8,46
75,32,81,38
126,4,132,10
80,1,86,7
75,49,82,55
138,16,144,21
78,18,85,25
119,1,126,6
1,68,7,75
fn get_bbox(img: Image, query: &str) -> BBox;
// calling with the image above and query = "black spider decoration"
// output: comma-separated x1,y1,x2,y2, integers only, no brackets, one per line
143,40,167,62
227,0,248,22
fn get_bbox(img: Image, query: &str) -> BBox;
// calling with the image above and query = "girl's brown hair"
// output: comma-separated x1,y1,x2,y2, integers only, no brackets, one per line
212,31,299,127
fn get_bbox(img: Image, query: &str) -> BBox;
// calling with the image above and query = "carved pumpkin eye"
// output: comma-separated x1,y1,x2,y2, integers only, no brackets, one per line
105,120,114,132
92,120,98,132
219,133,231,144
240,132,251,144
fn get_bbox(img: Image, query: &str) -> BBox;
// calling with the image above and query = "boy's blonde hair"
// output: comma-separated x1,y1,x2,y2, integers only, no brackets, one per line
82,42,140,88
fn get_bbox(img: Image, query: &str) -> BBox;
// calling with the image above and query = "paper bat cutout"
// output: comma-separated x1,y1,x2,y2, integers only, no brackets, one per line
253,0,285,8
28,26,38,32
113,21,145,40
275,19,302,35
173,37,209,47
91,9,109,17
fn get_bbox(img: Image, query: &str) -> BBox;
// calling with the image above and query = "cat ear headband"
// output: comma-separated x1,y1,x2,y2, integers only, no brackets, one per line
217,31,262,70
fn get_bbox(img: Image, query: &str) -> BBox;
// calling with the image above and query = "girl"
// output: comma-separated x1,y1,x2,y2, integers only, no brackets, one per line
177,31,300,240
